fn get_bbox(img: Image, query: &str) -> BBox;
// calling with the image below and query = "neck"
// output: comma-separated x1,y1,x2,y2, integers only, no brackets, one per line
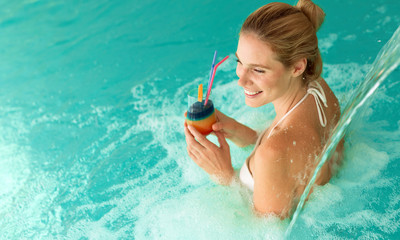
272,77,307,120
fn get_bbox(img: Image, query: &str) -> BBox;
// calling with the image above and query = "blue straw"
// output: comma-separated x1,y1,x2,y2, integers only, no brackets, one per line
207,50,217,91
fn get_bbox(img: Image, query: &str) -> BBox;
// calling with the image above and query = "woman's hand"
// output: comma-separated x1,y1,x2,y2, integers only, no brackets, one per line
184,122,234,185
212,109,258,147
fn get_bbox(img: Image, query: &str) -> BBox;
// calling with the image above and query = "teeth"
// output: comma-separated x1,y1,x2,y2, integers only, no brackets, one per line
244,89,262,96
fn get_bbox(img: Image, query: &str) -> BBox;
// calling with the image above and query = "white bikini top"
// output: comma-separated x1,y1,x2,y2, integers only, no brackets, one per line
239,81,328,191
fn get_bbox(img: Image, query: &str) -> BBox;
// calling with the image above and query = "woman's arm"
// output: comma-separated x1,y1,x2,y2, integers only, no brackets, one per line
253,146,291,217
252,134,293,218
212,109,258,148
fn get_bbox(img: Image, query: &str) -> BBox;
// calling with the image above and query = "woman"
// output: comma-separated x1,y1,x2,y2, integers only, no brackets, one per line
184,0,343,218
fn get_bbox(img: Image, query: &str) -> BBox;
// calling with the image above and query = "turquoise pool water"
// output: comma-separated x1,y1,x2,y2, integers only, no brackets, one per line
0,0,399,239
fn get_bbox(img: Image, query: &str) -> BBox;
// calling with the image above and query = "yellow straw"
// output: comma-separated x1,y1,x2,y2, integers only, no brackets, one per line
198,84,203,102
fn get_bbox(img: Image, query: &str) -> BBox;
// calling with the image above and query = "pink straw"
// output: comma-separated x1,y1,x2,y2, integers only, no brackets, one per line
204,55,229,106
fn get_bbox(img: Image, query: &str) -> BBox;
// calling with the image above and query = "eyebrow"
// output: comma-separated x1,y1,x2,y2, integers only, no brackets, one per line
235,52,270,69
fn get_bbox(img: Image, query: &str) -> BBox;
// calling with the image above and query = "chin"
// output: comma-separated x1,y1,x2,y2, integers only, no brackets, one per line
245,99,263,108
245,95,271,108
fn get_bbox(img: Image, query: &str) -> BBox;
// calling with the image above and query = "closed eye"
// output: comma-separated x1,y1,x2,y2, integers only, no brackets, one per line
254,68,265,73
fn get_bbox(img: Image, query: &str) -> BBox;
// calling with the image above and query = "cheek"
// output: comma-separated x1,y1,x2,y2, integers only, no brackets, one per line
266,70,286,87
253,73,275,88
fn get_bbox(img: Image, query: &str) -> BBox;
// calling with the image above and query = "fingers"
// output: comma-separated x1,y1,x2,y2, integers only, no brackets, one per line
188,143,206,161
184,111,187,118
215,130,229,150
212,122,223,131
212,110,233,131
187,125,217,150
184,125,203,149
184,125,205,158
184,125,211,167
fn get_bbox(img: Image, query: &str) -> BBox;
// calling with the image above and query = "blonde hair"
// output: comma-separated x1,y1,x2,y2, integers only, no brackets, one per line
240,0,325,84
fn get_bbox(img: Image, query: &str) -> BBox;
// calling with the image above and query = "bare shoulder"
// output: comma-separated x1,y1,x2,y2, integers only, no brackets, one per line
316,77,341,116
253,132,288,177
251,128,318,216
254,127,319,169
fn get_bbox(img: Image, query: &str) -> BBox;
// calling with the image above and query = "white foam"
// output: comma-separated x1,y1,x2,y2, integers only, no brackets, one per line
133,184,286,240
319,33,338,53
0,144,31,198
1,53,399,239
343,34,357,41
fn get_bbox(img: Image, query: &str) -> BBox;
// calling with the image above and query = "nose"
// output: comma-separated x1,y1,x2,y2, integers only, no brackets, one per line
236,64,250,87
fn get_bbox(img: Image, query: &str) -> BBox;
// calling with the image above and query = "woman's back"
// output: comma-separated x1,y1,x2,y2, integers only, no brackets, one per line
247,78,343,212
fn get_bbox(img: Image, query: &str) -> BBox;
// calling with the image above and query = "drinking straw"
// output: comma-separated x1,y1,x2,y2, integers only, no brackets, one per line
207,51,218,91
204,55,229,106
198,84,203,102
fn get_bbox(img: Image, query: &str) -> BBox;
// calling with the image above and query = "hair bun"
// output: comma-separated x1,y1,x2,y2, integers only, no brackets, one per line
296,0,325,31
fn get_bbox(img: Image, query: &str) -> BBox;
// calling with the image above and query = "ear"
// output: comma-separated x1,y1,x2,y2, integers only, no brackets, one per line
291,58,307,78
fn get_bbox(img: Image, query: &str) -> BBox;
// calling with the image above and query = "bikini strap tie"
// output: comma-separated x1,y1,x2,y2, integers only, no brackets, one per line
307,81,328,127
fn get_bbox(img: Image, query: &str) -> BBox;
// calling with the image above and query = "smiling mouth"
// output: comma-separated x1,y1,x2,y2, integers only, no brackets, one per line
244,89,263,97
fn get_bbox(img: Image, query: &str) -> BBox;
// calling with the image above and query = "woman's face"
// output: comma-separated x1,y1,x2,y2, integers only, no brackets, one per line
236,33,294,108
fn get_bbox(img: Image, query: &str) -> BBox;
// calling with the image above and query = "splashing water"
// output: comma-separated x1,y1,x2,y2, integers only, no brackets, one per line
286,26,400,237
1,1,399,238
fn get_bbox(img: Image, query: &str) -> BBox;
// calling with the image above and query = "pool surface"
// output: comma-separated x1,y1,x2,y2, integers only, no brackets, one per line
0,0,399,239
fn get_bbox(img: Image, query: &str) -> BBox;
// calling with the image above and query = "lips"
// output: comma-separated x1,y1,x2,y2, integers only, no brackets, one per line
244,89,263,97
